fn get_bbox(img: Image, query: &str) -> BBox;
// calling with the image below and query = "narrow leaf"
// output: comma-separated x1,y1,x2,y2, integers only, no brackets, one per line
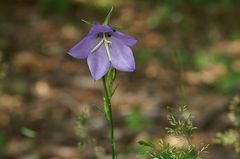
107,67,117,82
21,127,36,138
103,7,114,25
81,19,92,25
138,140,154,147
103,97,110,121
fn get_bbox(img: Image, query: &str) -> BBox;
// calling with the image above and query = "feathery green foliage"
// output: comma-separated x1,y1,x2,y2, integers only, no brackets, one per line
138,105,208,159
166,105,197,138
76,109,90,140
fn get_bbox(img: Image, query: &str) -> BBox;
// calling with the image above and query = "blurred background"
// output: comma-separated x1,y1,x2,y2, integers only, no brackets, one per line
0,0,240,158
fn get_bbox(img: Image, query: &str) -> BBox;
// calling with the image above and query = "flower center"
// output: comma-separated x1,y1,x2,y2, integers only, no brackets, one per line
91,33,112,61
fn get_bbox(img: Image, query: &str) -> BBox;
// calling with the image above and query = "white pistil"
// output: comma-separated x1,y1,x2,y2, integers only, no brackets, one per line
90,33,112,61
103,34,112,61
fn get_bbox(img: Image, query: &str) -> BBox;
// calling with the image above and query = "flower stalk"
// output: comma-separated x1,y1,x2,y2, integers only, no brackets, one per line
102,67,117,159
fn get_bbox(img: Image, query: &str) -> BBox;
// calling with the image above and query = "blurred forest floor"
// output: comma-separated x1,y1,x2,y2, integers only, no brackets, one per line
0,1,240,159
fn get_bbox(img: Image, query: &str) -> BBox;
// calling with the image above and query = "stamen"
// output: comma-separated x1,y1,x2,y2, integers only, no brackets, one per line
91,33,112,61
105,39,112,44
91,39,104,53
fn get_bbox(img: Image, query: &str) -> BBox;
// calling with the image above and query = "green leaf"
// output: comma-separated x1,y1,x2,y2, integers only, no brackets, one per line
103,7,114,25
138,140,154,147
106,67,117,97
103,97,110,121
21,127,37,138
81,19,92,25
107,67,117,83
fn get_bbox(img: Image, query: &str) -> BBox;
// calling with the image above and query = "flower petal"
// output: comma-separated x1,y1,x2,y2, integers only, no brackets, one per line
110,36,136,72
113,31,137,48
88,23,113,36
68,36,99,59
87,45,111,80
68,24,113,59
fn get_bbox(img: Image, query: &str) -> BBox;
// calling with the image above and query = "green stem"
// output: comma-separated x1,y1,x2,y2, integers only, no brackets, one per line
102,76,117,159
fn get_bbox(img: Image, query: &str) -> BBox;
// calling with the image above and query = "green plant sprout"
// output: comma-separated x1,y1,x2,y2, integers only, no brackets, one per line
138,105,208,159
76,108,99,158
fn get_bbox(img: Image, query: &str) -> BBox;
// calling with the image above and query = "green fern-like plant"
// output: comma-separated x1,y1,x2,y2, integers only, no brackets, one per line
138,105,208,159
166,106,197,140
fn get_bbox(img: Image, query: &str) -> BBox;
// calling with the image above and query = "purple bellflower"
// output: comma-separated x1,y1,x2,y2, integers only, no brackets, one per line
68,23,137,80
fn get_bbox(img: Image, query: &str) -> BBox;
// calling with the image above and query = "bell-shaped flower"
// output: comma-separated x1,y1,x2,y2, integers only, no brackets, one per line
68,23,137,80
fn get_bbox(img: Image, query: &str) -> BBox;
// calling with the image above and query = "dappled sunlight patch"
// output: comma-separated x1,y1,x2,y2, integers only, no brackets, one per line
165,135,189,149
185,63,227,85
33,81,52,98
61,24,81,40
144,32,166,48
144,59,174,79
12,51,59,71
4,138,33,157
210,40,240,56
0,95,22,112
